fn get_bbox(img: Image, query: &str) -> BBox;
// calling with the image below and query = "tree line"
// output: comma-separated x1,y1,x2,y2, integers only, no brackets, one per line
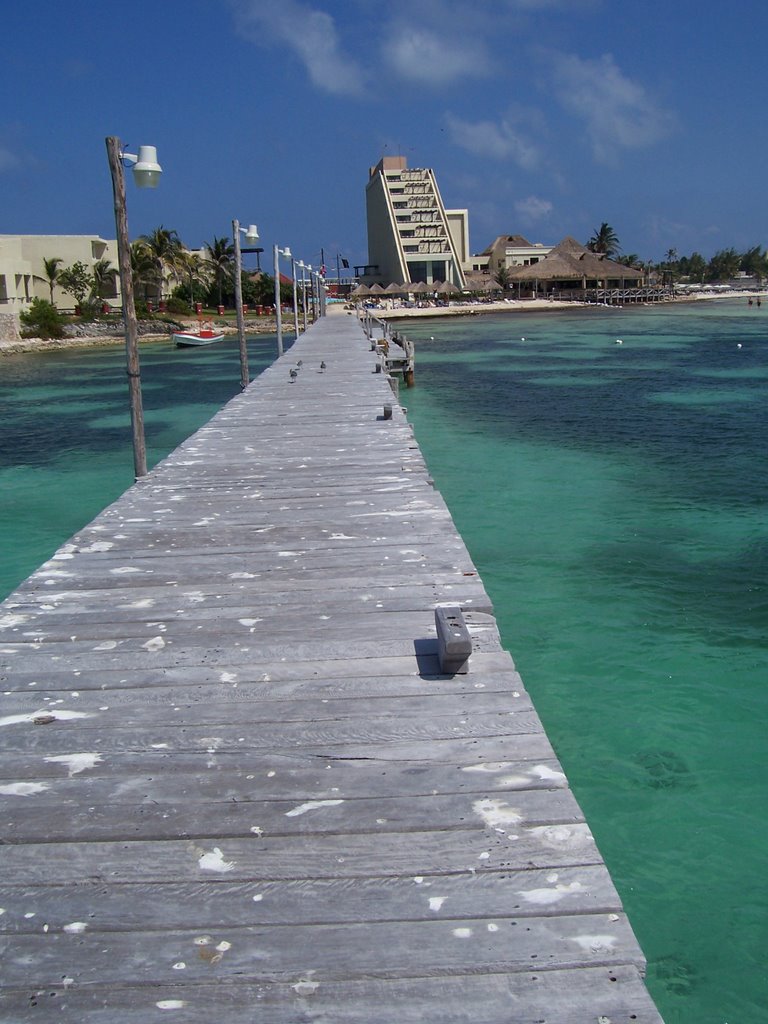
37,225,288,317
586,223,768,283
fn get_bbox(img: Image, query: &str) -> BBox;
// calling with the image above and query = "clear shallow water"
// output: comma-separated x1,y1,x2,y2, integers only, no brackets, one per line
1,306,766,1022
400,301,768,1024
0,335,284,595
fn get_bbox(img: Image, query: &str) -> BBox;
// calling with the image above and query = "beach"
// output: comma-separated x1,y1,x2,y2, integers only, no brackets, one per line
373,288,767,321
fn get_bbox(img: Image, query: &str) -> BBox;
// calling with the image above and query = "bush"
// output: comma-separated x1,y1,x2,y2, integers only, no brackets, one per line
164,296,190,315
19,298,66,339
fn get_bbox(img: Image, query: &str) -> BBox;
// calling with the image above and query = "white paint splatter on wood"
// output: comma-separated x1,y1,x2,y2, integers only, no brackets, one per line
518,881,585,905
285,799,344,817
0,782,49,797
44,753,102,776
473,798,523,829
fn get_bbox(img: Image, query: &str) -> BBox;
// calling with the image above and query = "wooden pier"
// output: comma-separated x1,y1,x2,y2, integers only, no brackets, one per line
0,309,663,1022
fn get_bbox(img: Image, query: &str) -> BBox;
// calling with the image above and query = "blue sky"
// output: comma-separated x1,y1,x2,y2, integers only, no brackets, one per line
2,0,767,270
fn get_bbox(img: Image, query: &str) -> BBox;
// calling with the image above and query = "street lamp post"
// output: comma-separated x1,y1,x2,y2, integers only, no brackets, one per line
273,244,292,357
233,219,259,390
300,262,309,332
105,137,162,479
291,257,300,339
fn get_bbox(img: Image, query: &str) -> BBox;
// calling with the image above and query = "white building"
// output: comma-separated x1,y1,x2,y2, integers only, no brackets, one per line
0,234,120,309
469,235,554,276
364,156,467,288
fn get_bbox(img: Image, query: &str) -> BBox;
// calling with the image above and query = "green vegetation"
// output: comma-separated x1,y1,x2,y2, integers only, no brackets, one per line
587,222,621,258
58,261,93,309
140,226,184,301
587,223,768,284
38,256,64,304
19,298,66,339
203,235,236,308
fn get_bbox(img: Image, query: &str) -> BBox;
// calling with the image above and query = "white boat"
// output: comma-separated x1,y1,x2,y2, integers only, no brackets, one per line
173,320,225,347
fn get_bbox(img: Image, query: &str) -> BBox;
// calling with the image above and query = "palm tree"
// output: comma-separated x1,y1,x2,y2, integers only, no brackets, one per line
39,256,64,305
140,225,184,301
618,253,642,269
203,235,235,307
91,258,118,300
493,265,511,291
129,240,156,301
177,249,211,309
587,222,620,259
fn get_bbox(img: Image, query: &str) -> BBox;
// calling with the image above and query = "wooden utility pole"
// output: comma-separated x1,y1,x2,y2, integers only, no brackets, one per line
105,136,147,479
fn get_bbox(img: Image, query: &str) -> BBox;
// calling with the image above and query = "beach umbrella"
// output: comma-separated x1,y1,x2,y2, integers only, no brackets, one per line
350,284,368,296
384,281,406,293
368,283,386,295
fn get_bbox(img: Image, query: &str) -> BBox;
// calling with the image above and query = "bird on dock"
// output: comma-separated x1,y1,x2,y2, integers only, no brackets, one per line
296,360,303,367
320,360,326,371
289,368,298,381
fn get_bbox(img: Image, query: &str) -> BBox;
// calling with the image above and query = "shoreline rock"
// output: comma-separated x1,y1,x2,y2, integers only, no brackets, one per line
0,316,285,356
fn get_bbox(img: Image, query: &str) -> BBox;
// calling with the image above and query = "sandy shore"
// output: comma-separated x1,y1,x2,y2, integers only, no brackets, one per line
373,289,768,322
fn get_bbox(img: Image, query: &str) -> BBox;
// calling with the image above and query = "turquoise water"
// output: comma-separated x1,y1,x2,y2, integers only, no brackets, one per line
1,306,766,1022
0,335,285,595
400,301,768,1024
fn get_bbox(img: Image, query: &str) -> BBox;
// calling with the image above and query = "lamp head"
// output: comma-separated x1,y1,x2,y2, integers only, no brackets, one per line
131,145,162,189
282,246,292,258
244,224,259,244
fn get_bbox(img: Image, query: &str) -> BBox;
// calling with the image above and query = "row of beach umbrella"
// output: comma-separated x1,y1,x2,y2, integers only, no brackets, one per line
350,280,489,297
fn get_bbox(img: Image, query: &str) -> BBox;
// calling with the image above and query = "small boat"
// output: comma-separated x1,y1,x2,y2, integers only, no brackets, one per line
173,320,225,347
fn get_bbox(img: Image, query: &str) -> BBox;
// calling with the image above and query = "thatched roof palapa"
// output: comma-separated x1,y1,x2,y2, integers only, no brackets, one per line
508,236,644,283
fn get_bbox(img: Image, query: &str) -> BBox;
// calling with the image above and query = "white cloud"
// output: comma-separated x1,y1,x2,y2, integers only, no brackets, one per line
445,114,541,169
229,0,365,95
548,51,676,162
515,196,554,221
382,28,489,86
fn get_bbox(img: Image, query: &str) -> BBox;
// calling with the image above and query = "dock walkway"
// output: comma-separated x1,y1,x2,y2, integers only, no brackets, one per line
0,310,663,1022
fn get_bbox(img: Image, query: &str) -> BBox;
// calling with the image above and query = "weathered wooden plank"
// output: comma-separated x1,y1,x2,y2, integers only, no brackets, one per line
1,685,529,722
0,865,622,933
3,823,603,883
0,707,549,757
0,754,564,801
0,649,519,693
3,785,584,844
3,609,498,647
0,966,663,1024
1,913,647,990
